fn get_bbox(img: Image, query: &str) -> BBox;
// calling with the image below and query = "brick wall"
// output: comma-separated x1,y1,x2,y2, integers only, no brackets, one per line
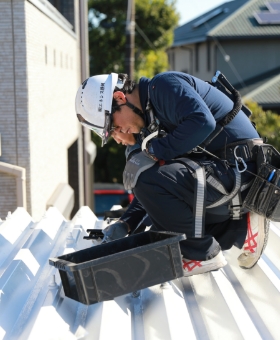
0,0,28,218
0,0,81,220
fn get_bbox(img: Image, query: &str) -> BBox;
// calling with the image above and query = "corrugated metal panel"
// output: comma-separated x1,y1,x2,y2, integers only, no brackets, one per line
1,207,280,339
243,73,280,106
210,0,280,38
173,0,248,47
173,0,280,48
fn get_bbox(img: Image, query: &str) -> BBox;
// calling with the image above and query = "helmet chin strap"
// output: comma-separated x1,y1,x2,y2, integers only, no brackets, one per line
112,98,143,117
124,100,143,116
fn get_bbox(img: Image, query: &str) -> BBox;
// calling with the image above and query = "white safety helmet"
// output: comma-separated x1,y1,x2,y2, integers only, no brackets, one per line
75,73,124,146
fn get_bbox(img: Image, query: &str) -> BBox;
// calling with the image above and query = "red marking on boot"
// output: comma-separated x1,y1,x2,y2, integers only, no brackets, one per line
182,259,202,271
244,213,258,253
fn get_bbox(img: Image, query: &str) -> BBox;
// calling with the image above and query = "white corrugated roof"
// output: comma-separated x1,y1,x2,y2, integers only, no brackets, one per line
0,206,280,340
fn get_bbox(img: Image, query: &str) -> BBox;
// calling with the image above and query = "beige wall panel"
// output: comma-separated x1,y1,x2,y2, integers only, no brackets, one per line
174,46,194,75
25,1,80,220
171,43,217,81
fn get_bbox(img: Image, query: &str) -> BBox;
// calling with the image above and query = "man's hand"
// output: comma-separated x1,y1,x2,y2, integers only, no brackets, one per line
102,220,129,243
111,128,136,146
123,151,157,190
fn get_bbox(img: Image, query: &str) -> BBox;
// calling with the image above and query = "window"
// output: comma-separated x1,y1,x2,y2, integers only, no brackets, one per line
207,41,211,72
195,43,200,72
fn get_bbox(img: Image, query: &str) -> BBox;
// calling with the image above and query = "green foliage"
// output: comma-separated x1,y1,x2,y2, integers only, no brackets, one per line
91,100,280,184
88,0,179,79
135,49,169,79
245,100,280,150
89,0,179,183
92,132,127,183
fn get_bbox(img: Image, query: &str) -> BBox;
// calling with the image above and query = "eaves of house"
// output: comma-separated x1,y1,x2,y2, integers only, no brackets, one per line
237,66,280,93
241,70,280,108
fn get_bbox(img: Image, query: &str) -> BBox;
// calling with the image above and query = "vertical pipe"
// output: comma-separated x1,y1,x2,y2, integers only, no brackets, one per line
125,0,135,79
16,168,27,208
11,0,19,164
79,0,92,209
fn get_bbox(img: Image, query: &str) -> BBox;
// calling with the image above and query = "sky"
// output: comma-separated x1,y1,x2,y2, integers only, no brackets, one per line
175,0,232,25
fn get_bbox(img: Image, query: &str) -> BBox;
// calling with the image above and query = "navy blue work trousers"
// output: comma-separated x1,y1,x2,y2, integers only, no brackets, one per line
133,158,250,261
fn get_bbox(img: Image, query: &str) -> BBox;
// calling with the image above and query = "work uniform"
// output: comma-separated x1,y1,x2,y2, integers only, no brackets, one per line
121,71,260,260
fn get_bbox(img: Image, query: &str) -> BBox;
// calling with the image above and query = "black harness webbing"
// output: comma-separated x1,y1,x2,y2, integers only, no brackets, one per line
206,168,241,209
200,72,243,148
175,156,250,236
139,71,257,234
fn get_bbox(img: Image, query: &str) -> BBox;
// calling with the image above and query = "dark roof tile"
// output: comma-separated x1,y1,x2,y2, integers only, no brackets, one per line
173,0,280,47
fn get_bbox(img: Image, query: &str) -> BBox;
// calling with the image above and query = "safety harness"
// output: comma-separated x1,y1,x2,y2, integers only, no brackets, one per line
138,71,261,235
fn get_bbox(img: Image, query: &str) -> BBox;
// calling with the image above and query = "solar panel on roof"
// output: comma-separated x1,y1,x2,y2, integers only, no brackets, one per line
266,2,280,12
254,11,280,24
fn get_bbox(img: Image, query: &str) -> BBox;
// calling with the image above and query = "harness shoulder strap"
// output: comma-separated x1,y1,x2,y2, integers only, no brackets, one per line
140,87,164,150
200,72,243,148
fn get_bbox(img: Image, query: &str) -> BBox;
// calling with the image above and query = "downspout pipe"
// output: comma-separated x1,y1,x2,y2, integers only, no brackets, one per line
0,162,27,209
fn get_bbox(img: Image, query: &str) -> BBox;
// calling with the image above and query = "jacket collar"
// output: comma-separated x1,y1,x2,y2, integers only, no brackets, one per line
138,77,150,126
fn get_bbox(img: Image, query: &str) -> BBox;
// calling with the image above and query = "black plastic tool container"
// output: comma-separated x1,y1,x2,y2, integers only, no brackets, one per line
49,231,186,305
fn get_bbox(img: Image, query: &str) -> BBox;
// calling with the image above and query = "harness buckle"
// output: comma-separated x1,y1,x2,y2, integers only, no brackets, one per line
229,204,244,220
192,146,205,154
234,146,247,173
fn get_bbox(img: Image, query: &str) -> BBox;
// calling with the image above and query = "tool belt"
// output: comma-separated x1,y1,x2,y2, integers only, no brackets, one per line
243,144,280,221
215,138,264,164
178,142,280,238
214,138,280,221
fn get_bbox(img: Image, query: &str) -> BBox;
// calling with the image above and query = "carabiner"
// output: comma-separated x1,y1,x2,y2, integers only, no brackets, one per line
234,146,247,173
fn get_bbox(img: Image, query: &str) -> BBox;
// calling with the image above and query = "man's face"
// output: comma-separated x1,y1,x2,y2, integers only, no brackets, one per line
112,106,145,135
112,91,145,134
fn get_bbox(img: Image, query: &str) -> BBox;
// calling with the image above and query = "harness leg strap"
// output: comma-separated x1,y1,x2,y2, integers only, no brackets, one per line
176,158,206,238
229,192,243,220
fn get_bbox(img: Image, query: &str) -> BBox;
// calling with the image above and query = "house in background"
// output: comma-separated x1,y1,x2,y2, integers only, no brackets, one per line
167,0,280,113
0,0,94,221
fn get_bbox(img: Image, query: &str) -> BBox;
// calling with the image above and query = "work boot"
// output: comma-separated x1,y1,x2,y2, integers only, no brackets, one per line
238,212,270,269
182,250,227,277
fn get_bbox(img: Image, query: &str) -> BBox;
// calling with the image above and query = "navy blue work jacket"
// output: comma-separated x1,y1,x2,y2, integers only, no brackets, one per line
121,71,259,230
139,71,259,160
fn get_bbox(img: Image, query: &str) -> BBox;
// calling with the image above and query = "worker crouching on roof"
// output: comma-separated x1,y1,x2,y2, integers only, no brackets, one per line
75,71,269,276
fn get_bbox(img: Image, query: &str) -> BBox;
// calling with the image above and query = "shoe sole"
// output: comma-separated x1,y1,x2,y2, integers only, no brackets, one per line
239,218,270,270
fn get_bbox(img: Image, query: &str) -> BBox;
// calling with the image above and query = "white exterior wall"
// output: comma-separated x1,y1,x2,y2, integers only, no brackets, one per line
0,0,81,221
169,42,216,81
25,1,80,220
172,46,194,74
170,39,280,85
195,43,210,80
